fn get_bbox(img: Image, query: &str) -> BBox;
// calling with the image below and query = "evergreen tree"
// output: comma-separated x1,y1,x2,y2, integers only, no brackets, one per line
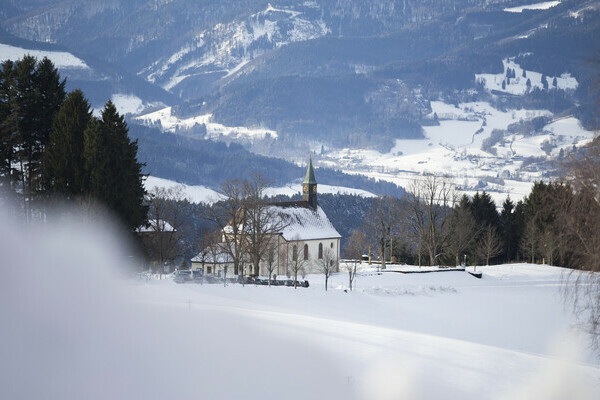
541,74,548,90
0,56,65,215
82,117,106,199
500,197,520,262
470,191,500,229
46,89,92,198
34,57,66,193
13,56,38,214
0,60,18,190
97,101,148,230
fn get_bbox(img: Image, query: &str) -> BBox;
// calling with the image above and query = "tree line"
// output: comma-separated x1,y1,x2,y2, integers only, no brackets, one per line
348,141,600,271
0,56,147,231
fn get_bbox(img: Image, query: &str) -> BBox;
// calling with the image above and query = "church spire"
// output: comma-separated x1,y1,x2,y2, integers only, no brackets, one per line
303,154,317,185
302,155,317,208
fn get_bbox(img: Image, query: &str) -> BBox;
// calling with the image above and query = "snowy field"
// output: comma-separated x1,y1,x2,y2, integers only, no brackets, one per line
145,175,376,205
0,43,89,69
2,208,599,400
504,1,562,13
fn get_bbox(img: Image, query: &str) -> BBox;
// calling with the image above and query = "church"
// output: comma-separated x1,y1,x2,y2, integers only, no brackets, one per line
191,157,341,277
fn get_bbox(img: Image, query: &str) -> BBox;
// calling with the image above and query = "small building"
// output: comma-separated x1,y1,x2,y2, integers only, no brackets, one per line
191,156,341,277
136,219,177,272
191,242,233,277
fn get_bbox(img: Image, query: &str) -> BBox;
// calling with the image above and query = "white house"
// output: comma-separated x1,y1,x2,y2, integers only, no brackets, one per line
191,156,341,277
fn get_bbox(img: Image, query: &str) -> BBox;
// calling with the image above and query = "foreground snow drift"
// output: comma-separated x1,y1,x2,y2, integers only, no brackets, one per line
1,211,599,399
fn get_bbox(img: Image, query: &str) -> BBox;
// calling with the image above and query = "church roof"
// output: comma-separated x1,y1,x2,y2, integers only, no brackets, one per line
303,155,317,185
136,219,175,233
268,204,341,241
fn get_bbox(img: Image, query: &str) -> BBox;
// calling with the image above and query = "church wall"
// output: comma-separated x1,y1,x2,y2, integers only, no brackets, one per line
259,237,340,277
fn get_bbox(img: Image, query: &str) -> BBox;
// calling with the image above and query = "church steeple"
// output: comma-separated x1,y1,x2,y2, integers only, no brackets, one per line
302,155,317,208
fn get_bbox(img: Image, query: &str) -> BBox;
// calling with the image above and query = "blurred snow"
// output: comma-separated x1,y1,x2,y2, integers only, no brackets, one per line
1,203,599,399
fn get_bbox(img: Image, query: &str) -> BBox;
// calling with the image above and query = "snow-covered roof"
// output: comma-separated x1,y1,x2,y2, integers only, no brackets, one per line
136,219,175,233
270,203,341,241
191,243,233,264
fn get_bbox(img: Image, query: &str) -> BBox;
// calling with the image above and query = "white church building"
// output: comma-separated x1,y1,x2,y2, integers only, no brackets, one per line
192,157,341,277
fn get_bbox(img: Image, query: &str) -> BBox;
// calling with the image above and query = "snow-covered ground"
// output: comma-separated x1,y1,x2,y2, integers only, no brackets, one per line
145,175,375,204
143,3,330,92
2,212,600,399
136,106,278,140
144,176,223,204
476,58,578,95
0,43,89,69
505,1,562,13
109,93,165,116
321,99,595,205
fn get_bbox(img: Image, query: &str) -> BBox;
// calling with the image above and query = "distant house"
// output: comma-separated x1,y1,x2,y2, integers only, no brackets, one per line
191,243,233,276
191,156,341,277
136,219,177,271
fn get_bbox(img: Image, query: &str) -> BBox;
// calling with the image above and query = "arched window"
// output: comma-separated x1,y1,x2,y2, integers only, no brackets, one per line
304,244,309,260
292,245,298,261
330,242,334,249
318,243,323,259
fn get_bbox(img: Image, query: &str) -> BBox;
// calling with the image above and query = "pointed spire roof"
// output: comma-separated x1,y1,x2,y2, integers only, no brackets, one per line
303,155,317,185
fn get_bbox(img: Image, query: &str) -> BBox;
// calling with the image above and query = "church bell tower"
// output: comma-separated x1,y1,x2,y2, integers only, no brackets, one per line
302,155,317,208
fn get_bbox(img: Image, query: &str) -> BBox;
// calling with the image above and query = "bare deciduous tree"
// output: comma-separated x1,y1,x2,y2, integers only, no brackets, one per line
344,229,367,290
205,179,247,281
406,174,455,266
318,247,338,291
263,240,278,286
144,185,188,266
560,137,600,345
243,174,285,277
476,225,503,266
447,201,477,266
520,218,538,264
287,237,307,289
363,196,401,270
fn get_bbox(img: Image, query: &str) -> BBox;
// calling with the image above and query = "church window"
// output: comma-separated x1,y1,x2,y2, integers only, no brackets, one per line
304,244,309,260
293,245,298,261
330,242,333,248
318,243,323,259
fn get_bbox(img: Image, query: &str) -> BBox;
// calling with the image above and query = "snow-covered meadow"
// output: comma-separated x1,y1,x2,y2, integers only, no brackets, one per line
0,43,89,69
2,210,599,400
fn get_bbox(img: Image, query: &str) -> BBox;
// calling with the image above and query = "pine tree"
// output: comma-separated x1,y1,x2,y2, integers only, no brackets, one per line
541,74,548,90
82,117,106,199
0,60,19,190
34,57,66,194
97,101,148,230
46,89,92,198
0,56,65,215
500,197,520,262
470,192,500,230
13,56,38,215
